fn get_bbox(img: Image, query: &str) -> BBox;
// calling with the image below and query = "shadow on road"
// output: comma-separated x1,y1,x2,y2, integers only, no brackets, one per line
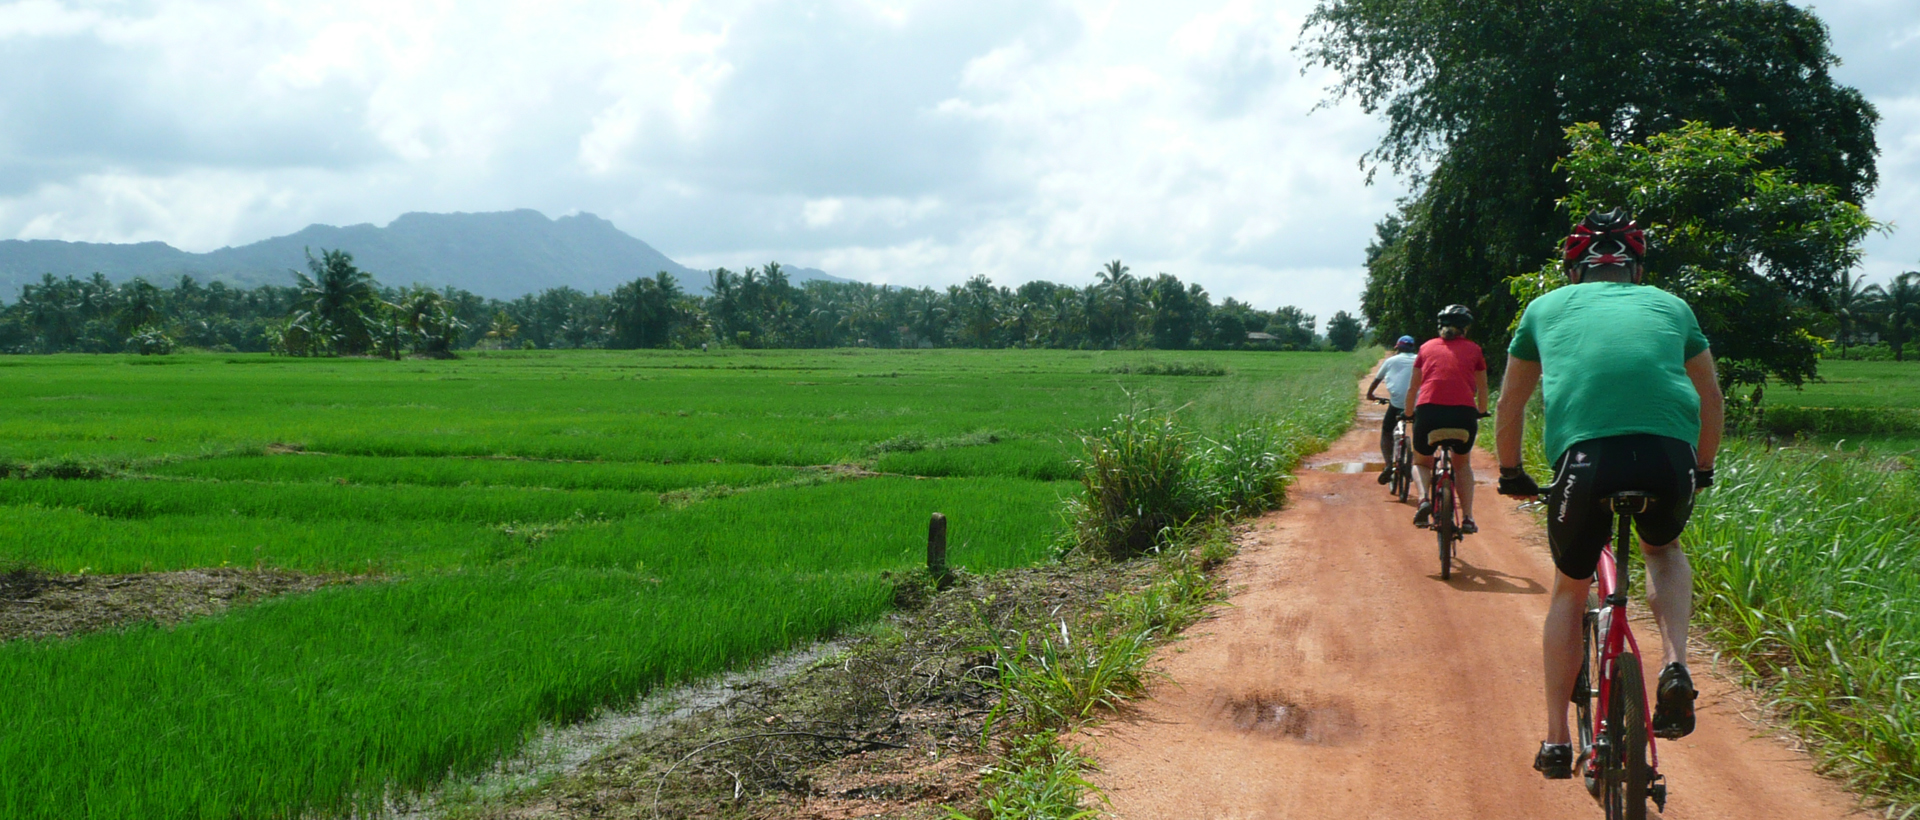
1430,558,1547,595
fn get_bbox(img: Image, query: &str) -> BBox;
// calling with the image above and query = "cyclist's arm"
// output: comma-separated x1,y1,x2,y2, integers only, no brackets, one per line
1685,350,1723,469
1366,374,1384,401
1496,358,1541,469
1405,365,1422,411
1474,369,1490,414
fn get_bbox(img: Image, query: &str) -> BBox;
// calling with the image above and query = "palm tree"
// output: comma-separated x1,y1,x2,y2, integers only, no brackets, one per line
1881,271,1920,362
1827,269,1880,357
396,287,466,355
287,248,380,355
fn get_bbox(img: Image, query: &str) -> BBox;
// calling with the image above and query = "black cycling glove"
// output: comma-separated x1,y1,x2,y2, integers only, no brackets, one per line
1695,468,1715,489
1498,466,1543,497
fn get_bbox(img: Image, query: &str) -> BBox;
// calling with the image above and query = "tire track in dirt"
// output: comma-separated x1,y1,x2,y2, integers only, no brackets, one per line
1079,397,1864,819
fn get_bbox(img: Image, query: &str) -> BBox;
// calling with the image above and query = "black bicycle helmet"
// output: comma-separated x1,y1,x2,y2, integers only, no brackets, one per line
1563,207,1646,271
1437,304,1473,327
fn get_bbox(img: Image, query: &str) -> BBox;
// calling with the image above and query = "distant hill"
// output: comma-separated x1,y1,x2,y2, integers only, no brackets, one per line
0,210,846,300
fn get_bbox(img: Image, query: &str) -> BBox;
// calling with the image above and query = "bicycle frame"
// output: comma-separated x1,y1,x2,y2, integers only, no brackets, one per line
1580,498,1667,814
1425,439,1465,579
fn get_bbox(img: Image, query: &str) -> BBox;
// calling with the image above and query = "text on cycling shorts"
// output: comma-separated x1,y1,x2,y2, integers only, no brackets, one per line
1543,434,1698,580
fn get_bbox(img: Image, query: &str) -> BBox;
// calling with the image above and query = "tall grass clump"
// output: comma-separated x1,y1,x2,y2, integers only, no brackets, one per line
1685,440,1920,808
1069,366,1356,560
1071,409,1200,559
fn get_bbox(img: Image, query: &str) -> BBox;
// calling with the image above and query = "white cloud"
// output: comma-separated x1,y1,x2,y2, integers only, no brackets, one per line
0,0,1911,323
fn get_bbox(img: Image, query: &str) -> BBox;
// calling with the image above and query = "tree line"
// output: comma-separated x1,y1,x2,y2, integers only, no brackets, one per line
0,253,1368,355
1302,0,1895,398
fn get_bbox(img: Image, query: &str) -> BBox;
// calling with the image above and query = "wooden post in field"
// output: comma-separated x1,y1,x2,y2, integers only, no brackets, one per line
928,513,951,589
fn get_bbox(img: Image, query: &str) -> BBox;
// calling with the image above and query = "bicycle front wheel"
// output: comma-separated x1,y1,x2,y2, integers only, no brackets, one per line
1605,652,1651,820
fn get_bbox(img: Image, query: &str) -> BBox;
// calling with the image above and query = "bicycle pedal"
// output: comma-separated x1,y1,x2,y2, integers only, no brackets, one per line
1650,775,1668,812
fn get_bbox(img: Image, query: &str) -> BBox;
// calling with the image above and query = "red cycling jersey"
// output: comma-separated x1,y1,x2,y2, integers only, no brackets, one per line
1413,337,1485,407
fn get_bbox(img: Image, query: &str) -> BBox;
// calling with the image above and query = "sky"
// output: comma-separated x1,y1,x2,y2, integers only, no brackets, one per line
0,0,1913,325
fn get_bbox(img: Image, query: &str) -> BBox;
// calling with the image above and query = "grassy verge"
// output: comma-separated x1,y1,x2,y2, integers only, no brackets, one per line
1686,440,1920,812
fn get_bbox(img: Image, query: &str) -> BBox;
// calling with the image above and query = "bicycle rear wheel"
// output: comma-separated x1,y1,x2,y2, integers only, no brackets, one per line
1397,443,1413,499
1605,652,1651,820
1392,440,1411,502
1434,473,1454,580
1577,597,1600,799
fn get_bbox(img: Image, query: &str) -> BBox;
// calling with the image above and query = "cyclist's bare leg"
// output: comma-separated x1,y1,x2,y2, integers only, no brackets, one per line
1455,456,1475,519
1544,571,1592,745
1642,538,1692,668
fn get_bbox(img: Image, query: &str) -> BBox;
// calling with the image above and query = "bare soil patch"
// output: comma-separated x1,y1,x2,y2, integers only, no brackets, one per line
0,565,354,642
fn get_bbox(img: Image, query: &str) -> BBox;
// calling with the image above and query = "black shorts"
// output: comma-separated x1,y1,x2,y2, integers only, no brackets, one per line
1411,404,1479,456
1546,434,1699,580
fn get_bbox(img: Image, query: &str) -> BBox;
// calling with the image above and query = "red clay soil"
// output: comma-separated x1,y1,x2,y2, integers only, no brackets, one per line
1080,401,1865,819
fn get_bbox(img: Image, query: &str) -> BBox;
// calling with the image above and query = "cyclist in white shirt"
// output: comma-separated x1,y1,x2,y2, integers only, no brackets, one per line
1365,336,1419,485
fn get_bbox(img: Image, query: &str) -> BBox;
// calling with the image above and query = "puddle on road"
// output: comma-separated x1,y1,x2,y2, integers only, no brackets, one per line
1213,690,1359,745
1312,461,1385,474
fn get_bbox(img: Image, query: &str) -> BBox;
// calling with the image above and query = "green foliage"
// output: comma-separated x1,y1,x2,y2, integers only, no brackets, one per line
285,248,381,356
953,734,1102,820
1326,310,1362,351
1758,406,1920,438
1069,362,1356,559
1542,121,1880,396
1878,272,1920,362
606,271,687,349
1093,361,1227,376
1306,0,1880,372
981,620,1158,733
1071,409,1200,560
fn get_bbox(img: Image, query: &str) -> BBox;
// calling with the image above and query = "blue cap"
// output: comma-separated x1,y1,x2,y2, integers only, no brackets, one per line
1397,335,1415,346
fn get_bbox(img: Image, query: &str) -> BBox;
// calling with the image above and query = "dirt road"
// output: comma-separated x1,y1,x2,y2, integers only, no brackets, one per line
1081,401,1862,819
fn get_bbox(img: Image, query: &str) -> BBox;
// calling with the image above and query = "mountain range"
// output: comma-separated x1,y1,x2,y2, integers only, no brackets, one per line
0,209,844,300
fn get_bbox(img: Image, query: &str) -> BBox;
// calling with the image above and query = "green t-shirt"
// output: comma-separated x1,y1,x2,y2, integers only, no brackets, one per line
1508,282,1710,464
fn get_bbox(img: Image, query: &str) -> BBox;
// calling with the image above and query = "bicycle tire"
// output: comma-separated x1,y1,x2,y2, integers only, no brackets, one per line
1578,597,1600,799
1605,652,1651,820
1434,471,1454,580
1393,439,1411,502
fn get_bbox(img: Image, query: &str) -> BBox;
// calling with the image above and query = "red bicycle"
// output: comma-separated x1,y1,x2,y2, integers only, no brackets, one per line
1573,491,1669,819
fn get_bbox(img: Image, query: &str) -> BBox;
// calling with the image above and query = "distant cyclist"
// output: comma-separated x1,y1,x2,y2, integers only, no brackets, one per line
1365,335,1419,485
1494,208,1725,779
1406,305,1489,532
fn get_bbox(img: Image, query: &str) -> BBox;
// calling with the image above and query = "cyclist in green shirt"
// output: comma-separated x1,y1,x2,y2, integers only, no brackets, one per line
1494,208,1725,779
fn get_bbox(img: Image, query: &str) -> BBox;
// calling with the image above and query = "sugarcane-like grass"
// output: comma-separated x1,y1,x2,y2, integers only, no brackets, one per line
1687,440,1920,808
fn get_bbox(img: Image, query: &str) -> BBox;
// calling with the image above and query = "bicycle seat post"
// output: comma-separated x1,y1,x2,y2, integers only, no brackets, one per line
1603,491,1658,607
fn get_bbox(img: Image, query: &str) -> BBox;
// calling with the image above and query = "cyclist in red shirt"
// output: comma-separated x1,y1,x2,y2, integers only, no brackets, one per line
1406,304,1490,532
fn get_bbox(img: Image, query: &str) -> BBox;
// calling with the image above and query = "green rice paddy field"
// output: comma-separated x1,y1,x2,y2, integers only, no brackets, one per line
0,348,1363,819
1768,359,1920,453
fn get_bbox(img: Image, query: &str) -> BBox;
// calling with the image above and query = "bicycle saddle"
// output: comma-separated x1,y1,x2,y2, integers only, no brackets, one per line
1605,490,1658,514
1426,428,1471,444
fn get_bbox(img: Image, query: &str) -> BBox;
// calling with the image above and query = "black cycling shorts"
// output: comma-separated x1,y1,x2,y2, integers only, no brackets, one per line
1411,404,1479,456
1545,434,1698,580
